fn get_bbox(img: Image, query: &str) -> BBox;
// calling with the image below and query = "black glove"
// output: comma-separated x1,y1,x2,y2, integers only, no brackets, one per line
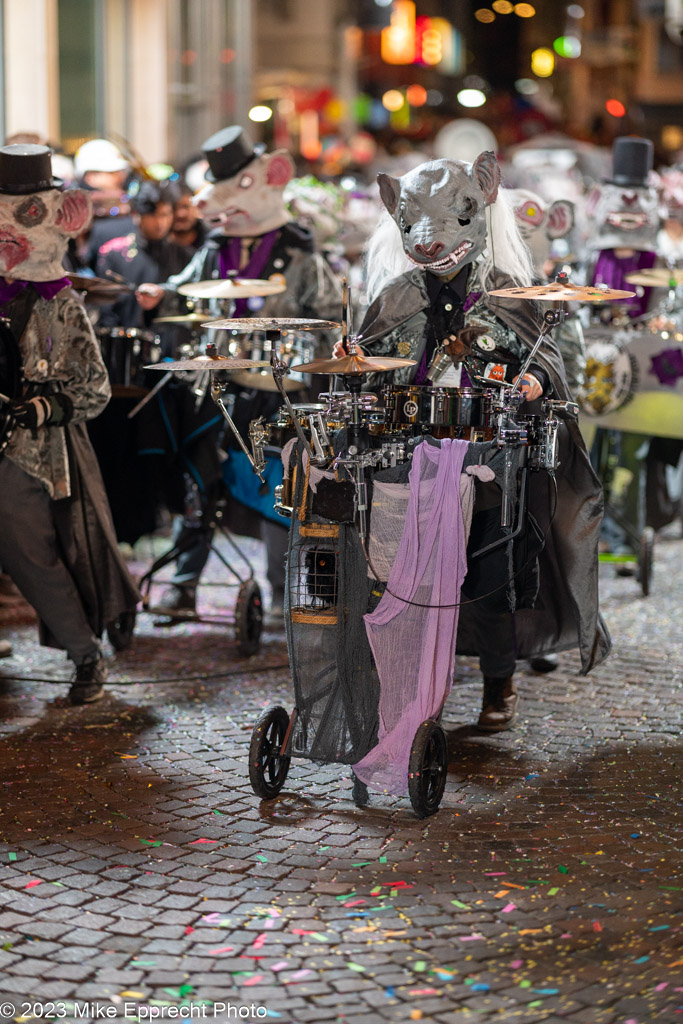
9,396,53,430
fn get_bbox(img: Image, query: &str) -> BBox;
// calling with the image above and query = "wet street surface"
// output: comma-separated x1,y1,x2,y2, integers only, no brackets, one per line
0,527,681,1024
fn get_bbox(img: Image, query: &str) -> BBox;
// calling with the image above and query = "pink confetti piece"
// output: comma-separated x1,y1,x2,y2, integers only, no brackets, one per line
24,879,42,889
208,946,235,955
190,838,218,845
502,903,516,913
252,933,267,949
484,871,507,876
459,934,485,941
285,969,313,982
409,988,438,995
344,899,367,907
510,960,524,968
291,928,316,936
270,961,289,972
264,919,275,929
593,921,603,932
242,975,264,987
654,983,669,991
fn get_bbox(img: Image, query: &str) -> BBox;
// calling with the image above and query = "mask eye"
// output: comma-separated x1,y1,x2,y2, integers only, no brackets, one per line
457,196,476,227
399,208,411,234
238,173,254,190
458,216,470,227
15,195,47,227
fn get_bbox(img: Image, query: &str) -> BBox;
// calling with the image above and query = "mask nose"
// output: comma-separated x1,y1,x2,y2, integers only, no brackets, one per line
413,241,444,259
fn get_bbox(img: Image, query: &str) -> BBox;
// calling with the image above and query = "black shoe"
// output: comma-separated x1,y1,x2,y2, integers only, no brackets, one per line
477,675,519,732
69,659,107,705
153,585,197,622
528,653,559,673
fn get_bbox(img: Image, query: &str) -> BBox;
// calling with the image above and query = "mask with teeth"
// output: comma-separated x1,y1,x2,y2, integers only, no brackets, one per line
377,152,500,277
193,150,295,238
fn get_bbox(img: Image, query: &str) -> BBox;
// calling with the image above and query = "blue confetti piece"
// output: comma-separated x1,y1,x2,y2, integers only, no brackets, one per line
631,833,641,838
533,988,560,995
385,987,395,998
524,773,540,780
471,984,490,992
634,956,650,963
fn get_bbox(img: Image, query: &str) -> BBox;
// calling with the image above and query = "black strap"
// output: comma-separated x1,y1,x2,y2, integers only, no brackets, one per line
0,286,42,455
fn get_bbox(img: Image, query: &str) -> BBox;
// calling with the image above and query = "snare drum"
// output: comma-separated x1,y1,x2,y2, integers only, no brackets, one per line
96,327,161,397
381,384,493,440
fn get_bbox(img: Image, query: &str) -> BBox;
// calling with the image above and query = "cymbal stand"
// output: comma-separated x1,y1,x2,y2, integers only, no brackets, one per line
269,332,317,463
203,341,266,483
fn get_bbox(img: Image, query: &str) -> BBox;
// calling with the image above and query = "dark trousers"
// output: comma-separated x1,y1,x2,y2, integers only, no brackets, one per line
0,458,101,665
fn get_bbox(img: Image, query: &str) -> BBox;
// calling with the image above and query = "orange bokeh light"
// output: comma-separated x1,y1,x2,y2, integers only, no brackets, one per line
406,84,428,107
605,98,626,117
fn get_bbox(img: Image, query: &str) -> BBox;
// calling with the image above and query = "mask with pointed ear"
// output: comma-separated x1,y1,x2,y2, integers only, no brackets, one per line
0,187,93,281
471,151,501,206
377,173,401,215
192,149,295,237
546,199,574,240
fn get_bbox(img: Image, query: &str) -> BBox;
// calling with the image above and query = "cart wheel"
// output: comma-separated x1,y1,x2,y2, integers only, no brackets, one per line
249,705,291,799
235,579,263,655
106,610,136,651
351,771,369,808
638,526,655,597
408,719,448,819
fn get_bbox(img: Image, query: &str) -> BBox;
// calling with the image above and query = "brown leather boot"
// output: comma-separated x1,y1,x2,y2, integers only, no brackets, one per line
477,675,519,732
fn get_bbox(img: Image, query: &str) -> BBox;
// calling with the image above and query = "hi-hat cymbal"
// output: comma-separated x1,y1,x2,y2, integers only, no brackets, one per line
625,268,683,288
291,353,417,375
489,282,636,301
144,356,271,372
202,316,341,331
177,278,287,300
152,313,213,325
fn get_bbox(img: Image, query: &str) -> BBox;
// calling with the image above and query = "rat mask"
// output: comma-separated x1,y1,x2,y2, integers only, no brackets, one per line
194,150,295,238
0,188,92,281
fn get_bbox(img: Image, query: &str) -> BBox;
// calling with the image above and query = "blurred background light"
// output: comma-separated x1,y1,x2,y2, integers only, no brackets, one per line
553,35,582,58
605,98,626,117
382,89,405,112
406,83,428,107
515,77,539,94
567,4,585,17
475,9,496,23
248,105,272,122
492,1,514,13
457,88,487,108
531,47,555,76
514,3,536,16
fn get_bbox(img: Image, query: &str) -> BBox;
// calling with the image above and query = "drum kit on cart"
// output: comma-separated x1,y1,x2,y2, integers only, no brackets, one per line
79,265,677,815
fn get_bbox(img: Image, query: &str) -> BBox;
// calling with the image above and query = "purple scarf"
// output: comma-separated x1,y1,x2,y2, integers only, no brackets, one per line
218,230,279,316
0,277,71,306
592,250,656,318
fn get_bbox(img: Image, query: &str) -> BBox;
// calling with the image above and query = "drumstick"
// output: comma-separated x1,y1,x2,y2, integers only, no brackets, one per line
341,277,349,353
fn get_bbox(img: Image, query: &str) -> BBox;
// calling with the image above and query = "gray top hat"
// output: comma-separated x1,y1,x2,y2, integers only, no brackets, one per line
607,136,654,188
0,144,63,194
202,126,265,183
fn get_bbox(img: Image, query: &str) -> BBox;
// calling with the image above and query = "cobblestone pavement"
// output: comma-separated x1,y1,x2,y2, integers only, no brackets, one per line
0,526,681,1024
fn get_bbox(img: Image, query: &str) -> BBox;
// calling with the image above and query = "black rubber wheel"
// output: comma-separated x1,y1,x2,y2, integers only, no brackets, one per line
638,526,655,597
249,705,291,799
106,610,137,651
235,579,263,655
408,719,448,819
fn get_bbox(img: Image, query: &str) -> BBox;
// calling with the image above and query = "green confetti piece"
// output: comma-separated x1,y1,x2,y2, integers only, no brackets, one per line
140,839,162,847
347,962,366,972
8,852,16,862
129,960,157,966
519,980,531,989
413,961,427,972
379,856,387,863
451,900,470,909
659,886,681,891
255,855,269,863
529,1001,542,1008
336,893,356,901
311,933,329,942
212,809,225,816
352,862,372,867
558,865,569,874
548,887,560,896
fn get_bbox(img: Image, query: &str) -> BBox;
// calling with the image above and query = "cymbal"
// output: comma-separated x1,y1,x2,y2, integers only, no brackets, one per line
177,278,287,299
229,370,303,393
202,316,341,331
67,273,131,303
624,268,683,288
152,313,212,325
488,282,636,301
144,356,271,372
291,353,417,375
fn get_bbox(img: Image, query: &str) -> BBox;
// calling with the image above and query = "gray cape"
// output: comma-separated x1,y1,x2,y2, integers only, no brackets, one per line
357,267,611,674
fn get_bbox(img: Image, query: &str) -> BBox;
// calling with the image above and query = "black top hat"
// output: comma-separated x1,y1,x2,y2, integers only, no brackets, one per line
607,136,654,188
202,126,265,183
0,144,63,194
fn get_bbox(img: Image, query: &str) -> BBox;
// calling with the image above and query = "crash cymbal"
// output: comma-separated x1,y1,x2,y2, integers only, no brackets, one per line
177,278,287,300
67,273,131,302
488,282,636,301
291,353,417,375
152,313,213,325
229,370,303,393
625,268,683,288
144,356,271,372
202,316,341,331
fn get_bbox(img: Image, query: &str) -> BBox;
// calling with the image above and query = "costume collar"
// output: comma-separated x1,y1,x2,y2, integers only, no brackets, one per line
0,276,71,304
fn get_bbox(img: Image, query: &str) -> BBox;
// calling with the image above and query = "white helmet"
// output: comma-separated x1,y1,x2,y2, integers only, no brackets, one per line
74,138,128,177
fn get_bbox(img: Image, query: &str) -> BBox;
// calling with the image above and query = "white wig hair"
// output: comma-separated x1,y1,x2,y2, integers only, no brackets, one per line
364,181,535,305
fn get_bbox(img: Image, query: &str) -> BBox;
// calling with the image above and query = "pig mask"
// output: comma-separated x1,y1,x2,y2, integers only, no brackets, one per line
194,150,295,237
376,152,500,275
0,188,92,281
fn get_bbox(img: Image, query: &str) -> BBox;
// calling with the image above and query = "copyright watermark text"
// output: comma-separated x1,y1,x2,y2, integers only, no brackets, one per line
0,1002,268,1020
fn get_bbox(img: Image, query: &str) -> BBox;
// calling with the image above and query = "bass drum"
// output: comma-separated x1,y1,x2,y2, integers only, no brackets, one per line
579,321,683,439
96,327,161,397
